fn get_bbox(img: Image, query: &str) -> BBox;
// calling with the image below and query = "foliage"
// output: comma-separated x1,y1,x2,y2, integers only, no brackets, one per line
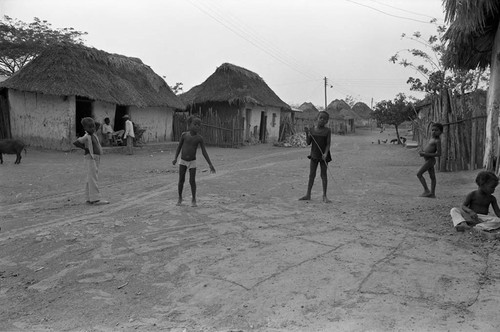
0,16,87,76
389,20,489,96
345,95,357,108
371,94,415,128
170,82,183,95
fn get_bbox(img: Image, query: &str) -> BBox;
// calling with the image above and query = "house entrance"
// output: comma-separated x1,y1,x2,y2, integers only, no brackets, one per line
259,111,267,143
75,97,93,137
114,105,128,132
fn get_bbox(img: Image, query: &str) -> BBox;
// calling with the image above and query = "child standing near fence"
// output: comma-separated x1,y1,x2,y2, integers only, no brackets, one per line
172,115,216,207
417,122,443,198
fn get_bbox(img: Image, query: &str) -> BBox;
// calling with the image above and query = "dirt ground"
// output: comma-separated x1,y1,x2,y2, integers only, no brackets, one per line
1,128,500,332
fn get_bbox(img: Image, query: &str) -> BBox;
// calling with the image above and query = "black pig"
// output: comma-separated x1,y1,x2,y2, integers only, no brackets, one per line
0,139,27,164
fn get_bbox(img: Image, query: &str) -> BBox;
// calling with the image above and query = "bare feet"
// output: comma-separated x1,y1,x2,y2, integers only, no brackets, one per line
299,195,311,201
419,192,435,198
176,199,182,206
191,200,197,207
323,196,331,203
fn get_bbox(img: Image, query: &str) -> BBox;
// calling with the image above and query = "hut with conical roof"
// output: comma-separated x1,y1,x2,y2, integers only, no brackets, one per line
0,44,184,150
180,63,290,144
326,99,356,134
351,102,373,127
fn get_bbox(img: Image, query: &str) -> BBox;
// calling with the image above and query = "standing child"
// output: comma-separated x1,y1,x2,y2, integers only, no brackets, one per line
172,115,216,207
73,117,109,205
417,122,443,198
299,110,332,203
450,171,500,232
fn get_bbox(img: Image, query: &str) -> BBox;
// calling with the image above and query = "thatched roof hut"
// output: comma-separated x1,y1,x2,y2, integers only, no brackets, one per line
0,43,184,149
297,102,319,120
180,63,289,110
351,102,372,118
0,43,184,109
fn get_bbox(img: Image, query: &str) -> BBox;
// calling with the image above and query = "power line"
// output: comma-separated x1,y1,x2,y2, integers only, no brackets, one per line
344,0,435,24
204,0,324,80
187,0,321,81
367,0,444,22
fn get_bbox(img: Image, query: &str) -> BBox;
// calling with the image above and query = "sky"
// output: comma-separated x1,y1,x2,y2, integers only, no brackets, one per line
0,0,447,108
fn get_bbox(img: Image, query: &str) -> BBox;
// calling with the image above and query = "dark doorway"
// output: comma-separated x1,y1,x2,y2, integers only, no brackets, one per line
114,105,128,132
0,89,11,139
75,97,93,137
259,111,267,143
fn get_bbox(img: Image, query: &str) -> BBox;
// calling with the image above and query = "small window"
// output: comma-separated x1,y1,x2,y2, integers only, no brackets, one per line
272,113,277,127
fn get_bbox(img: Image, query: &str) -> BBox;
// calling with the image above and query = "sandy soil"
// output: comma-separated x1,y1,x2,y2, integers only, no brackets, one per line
1,128,500,332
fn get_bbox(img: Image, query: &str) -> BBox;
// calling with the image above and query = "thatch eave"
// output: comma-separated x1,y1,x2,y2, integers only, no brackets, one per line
0,43,185,110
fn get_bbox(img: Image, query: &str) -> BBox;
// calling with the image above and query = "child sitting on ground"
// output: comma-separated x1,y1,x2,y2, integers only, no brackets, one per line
450,171,500,232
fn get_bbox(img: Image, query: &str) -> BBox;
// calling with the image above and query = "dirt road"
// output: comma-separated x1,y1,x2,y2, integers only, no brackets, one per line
1,128,499,331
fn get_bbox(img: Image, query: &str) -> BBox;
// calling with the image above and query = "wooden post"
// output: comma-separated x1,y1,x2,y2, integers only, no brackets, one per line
471,118,477,170
440,90,450,172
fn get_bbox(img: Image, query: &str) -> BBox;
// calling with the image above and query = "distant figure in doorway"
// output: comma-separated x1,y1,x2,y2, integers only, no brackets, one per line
172,115,215,207
123,114,135,155
299,110,332,203
417,122,443,198
101,117,113,146
450,171,500,232
73,117,109,205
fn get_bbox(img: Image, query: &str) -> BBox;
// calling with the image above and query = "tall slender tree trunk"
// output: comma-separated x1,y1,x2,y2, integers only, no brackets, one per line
484,22,500,171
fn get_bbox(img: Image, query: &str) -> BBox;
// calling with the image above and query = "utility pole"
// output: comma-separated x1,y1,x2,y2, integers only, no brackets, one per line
324,77,328,110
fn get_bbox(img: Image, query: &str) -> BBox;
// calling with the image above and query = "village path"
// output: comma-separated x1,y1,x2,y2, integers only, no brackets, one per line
1,128,500,332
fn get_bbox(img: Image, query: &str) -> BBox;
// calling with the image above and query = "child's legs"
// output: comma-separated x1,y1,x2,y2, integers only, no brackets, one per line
450,207,467,227
319,161,328,196
306,160,319,194
417,159,433,192
428,164,436,194
86,155,100,202
178,165,187,198
188,168,197,201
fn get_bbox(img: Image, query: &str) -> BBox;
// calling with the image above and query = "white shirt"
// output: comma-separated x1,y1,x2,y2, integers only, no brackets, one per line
124,119,135,138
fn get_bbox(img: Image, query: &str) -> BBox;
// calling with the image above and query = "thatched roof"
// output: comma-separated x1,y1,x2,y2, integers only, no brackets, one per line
0,43,185,109
351,102,372,119
180,63,290,110
298,102,319,112
443,0,500,70
327,99,351,112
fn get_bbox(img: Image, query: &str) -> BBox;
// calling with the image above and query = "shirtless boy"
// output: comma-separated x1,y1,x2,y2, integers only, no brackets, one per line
417,123,443,198
450,171,500,232
172,115,215,207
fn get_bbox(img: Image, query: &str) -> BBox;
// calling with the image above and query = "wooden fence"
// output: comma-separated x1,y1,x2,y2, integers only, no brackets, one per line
279,114,351,141
413,90,487,172
172,111,244,148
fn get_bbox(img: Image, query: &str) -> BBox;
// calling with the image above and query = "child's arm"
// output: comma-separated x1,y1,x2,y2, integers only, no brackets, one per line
73,135,89,153
323,128,332,160
461,192,478,221
172,133,184,165
199,138,215,173
420,139,442,158
491,196,500,217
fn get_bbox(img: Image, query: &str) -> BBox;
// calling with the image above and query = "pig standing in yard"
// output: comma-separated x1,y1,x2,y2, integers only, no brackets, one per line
0,139,26,164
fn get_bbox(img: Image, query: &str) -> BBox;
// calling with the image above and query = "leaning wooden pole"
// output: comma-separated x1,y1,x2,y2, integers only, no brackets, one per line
484,21,500,171
440,90,450,172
